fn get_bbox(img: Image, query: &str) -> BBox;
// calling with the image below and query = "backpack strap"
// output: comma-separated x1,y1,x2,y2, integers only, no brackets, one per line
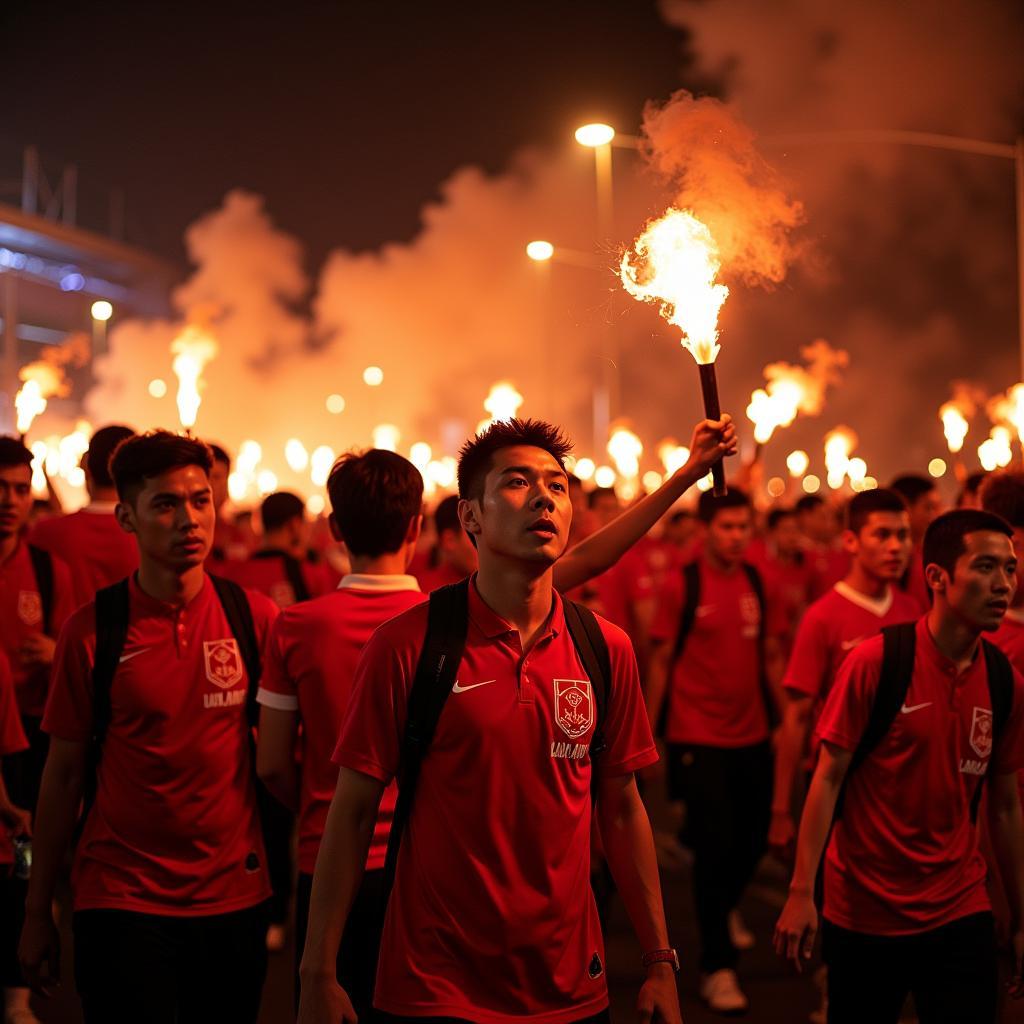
209,574,262,727
971,639,1015,821
252,549,311,604
27,543,54,636
382,578,470,905
658,561,701,737
835,622,916,819
562,598,611,795
81,578,132,827
741,561,779,729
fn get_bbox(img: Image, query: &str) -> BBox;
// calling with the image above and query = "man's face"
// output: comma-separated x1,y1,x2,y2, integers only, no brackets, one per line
439,526,479,576
0,465,33,540
845,511,912,582
772,515,803,559
932,530,1016,632
461,446,571,566
209,459,230,512
799,503,835,544
707,506,752,566
116,465,215,571
909,489,943,541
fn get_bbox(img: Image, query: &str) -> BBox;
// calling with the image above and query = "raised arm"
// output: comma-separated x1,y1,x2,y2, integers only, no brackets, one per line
553,417,737,593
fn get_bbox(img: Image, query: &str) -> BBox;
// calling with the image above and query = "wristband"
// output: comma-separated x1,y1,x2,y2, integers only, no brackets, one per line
641,948,680,973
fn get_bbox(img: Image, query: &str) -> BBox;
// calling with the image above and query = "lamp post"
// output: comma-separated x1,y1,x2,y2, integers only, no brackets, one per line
90,299,113,357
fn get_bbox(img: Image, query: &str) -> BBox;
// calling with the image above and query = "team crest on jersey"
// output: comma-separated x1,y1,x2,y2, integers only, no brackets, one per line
17,591,42,626
740,593,761,625
554,679,594,740
969,707,993,759
203,639,244,689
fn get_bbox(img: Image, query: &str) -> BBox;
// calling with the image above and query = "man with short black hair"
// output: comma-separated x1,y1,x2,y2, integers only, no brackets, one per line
298,416,736,1024
30,424,138,607
776,509,1024,1023
795,494,849,597
419,493,477,592
20,430,278,1024
772,488,918,855
0,437,74,1024
646,487,777,1014
890,473,944,613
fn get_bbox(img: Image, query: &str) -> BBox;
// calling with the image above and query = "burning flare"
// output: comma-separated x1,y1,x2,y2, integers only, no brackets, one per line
483,382,524,424
824,426,858,489
171,325,218,430
607,424,643,480
940,381,985,454
620,208,728,365
14,352,78,435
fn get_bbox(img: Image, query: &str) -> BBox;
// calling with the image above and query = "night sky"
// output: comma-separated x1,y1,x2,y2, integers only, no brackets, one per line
1,1,701,267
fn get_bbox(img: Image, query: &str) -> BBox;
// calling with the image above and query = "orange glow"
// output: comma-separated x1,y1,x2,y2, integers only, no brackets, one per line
786,450,810,478
657,438,690,476
824,426,858,487
170,324,218,429
607,423,643,479
620,207,729,365
15,362,66,434
939,403,969,453
483,381,524,423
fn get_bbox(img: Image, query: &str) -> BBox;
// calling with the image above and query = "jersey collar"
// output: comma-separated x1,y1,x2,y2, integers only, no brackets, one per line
834,580,894,617
339,573,420,593
129,572,212,617
467,573,564,640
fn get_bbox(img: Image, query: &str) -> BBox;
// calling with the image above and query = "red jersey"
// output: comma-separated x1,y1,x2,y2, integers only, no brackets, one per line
0,650,29,865
991,610,1024,669
899,547,931,616
651,558,769,747
334,579,656,1024
750,551,812,655
0,539,75,716
784,583,920,705
216,551,335,609
816,617,1024,935
31,504,138,609
806,544,850,600
42,575,278,916
258,574,425,874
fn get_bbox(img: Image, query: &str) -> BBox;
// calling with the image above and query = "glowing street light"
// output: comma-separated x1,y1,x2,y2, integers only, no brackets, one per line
526,240,554,262
90,301,113,322
574,123,616,148
90,300,114,355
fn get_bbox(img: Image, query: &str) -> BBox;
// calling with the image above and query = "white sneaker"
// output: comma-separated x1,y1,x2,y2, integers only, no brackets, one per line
700,969,749,1015
728,909,756,950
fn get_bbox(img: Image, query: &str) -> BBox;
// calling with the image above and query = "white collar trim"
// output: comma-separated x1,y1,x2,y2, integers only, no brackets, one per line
339,574,421,593
834,580,893,618
84,501,118,513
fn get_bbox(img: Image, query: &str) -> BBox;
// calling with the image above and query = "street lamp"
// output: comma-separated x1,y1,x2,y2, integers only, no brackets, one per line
90,299,113,355
574,123,615,148
526,240,554,262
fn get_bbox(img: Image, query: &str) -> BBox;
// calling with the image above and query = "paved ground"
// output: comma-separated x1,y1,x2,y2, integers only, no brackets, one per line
26,785,1024,1022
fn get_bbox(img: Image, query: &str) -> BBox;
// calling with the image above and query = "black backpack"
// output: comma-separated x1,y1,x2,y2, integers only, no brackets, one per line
82,574,262,824
251,548,311,604
658,559,777,737
835,622,1014,822
27,543,54,635
381,578,611,903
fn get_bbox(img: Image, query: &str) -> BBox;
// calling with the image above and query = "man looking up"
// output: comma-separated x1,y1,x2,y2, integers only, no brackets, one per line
296,417,738,1024
20,431,278,1024
775,509,1024,1023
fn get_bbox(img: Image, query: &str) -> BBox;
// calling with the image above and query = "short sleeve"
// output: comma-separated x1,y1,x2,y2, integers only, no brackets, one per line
0,653,28,756
257,612,299,712
649,572,684,645
332,615,422,784
814,639,884,753
41,607,97,742
783,608,829,699
994,669,1024,775
593,621,657,777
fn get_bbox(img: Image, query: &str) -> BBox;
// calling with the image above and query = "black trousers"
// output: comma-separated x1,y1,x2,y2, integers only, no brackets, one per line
295,868,386,1019
375,1012,611,1024
668,740,772,974
72,900,270,1024
822,912,997,1024
0,714,47,988
256,781,294,925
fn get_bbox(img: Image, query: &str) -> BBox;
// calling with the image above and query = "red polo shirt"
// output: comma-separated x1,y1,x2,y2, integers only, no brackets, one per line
0,539,75,716
42,574,277,915
817,616,1024,935
216,552,334,609
418,561,468,594
334,579,656,1024
0,650,29,865
650,558,768,747
807,544,850,600
31,504,138,609
785,582,920,704
258,574,425,874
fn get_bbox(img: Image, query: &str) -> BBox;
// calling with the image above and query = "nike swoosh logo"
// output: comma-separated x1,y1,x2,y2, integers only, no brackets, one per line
900,702,933,714
451,679,497,694
840,637,868,651
118,648,149,664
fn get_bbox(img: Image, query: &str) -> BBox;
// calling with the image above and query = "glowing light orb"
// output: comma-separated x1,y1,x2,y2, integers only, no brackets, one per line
363,366,384,387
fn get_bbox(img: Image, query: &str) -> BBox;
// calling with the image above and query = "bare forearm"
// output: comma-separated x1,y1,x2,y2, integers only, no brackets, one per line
299,777,381,977
599,785,669,951
25,756,83,915
554,464,705,591
773,701,809,814
790,767,843,893
988,786,1024,927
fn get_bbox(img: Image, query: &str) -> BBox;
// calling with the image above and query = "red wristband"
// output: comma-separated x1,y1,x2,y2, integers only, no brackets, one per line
641,948,680,973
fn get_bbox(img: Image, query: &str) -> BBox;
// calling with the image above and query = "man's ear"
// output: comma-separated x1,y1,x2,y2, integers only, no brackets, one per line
841,529,858,556
327,513,341,542
459,498,482,541
924,562,947,597
115,500,136,536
